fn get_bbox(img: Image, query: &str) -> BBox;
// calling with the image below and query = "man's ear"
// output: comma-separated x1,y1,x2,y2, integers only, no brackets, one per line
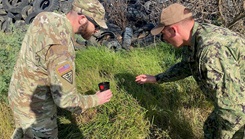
169,26,177,37
78,15,86,25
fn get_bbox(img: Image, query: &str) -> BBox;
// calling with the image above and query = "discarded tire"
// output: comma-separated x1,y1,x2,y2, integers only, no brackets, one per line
122,27,133,50
33,0,60,13
2,0,29,13
21,5,33,20
24,12,38,24
59,1,72,14
1,16,12,32
106,40,122,51
0,0,243,51
7,12,22,21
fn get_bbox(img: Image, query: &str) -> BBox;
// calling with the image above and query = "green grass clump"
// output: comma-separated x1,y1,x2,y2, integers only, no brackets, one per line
0,29,25,102
0,27,212,139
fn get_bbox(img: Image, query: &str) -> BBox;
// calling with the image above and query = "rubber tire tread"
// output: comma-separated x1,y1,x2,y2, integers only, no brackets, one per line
24,11,38,24
2,0,29,13
21,5,32,20
59,1,72,13
1,16,12,32
33,0,60,13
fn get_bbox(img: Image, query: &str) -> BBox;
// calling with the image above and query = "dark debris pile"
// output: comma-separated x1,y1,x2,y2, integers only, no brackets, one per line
0,0,244,51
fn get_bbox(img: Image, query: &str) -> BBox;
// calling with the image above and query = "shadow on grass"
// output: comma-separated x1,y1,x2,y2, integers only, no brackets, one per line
114,72,197,139
57,108,84,139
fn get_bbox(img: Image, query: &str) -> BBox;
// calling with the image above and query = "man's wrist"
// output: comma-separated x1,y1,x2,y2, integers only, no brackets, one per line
154,75,160,82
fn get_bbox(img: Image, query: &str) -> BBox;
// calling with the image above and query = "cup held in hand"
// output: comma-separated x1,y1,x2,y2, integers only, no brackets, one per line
98,82,110,92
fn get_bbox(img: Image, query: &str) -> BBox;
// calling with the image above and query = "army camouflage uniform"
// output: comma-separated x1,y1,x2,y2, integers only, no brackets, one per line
8,11,99,139
155,22,245,139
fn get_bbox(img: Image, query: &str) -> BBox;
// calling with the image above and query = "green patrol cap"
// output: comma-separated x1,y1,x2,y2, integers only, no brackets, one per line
72,0,108,29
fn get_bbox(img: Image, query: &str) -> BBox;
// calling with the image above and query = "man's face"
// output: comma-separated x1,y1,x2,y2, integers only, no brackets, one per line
77,18,99,40
161,26,184,48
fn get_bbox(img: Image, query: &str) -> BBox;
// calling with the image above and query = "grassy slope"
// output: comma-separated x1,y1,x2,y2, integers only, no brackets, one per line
0,28,212,138
73,45,212,139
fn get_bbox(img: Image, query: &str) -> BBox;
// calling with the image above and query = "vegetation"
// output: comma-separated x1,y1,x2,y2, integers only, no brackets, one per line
0,26,213,139
0,25,24,103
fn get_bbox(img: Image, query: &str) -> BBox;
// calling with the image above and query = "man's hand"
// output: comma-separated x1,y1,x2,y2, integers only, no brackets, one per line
96,89,113,105
135,74,157,84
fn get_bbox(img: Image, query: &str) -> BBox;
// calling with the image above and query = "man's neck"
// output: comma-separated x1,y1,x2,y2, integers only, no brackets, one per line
184,20,195,46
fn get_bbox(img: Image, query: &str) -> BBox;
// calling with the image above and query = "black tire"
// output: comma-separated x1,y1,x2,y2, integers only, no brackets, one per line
33,0,60,13
106,40,122,51
0,8,7,15
59,1,72,14
21,5,33,20
7,11,22,20
24,11,37,24
122,27,133,50
2,0,29,13
14,20,27,32
1,16,12,32
0,3,4,9
0,16,5,27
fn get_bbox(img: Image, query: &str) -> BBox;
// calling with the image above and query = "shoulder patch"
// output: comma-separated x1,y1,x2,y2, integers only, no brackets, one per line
62,70,73,84
57,63,72,75
56,62,73,84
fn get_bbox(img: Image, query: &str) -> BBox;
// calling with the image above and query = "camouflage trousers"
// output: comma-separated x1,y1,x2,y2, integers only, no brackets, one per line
11,111,58,139
204,110,245,139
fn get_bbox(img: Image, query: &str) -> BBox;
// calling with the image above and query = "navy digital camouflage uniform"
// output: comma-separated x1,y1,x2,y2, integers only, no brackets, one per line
155,22,245,139
8,12,99,139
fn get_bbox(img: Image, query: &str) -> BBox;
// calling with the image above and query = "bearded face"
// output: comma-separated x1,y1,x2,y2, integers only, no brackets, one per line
77,21,95,40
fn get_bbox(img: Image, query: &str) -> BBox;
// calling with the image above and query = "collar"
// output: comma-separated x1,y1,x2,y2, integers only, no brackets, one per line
190,22,199,51
64,13,76,44
187,22,199,61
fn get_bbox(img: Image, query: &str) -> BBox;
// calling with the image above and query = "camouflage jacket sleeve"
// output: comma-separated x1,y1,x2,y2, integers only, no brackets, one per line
200,44,245,109
46,44,99,114
155,46,193,83
155,61,192,83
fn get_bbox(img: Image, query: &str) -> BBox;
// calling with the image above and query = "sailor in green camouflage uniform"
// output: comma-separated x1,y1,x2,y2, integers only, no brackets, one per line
8,0,113,138
136,3,245,139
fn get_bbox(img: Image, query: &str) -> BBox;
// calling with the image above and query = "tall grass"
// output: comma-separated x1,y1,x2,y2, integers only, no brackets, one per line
0,27,212,138
0,103,14,139
73,45,212,139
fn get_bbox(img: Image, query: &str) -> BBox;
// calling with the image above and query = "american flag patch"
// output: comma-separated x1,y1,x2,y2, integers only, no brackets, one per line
57,63,72,74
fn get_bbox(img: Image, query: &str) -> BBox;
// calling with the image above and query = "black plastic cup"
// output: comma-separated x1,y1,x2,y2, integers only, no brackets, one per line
98,82,110,92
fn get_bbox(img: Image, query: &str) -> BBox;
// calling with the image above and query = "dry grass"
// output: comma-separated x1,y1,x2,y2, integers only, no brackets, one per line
0,102,14,139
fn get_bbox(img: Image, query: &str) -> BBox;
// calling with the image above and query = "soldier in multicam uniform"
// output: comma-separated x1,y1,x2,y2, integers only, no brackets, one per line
135,3,245,139
8,0,113,138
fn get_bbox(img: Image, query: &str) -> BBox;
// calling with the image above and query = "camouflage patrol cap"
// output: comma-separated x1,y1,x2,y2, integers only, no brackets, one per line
72,0,108,29
151,3,193,35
